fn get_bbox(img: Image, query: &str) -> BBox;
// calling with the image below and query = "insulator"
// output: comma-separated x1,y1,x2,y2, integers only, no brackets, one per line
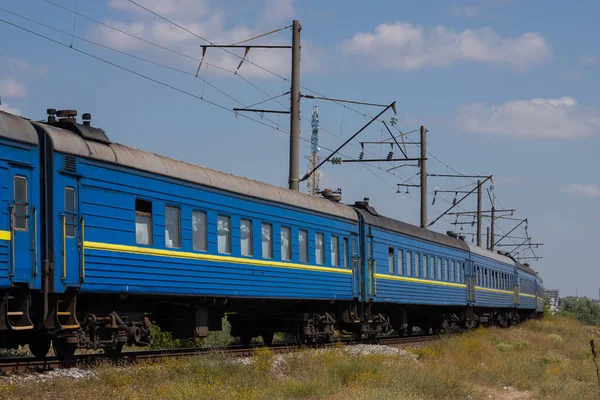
386,151,393,160
359,151,364,160
432,191,437,205
405,187,409,194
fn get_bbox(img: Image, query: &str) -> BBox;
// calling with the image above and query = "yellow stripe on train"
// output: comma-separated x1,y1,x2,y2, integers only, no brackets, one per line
0,230,11,241
83,241,353,275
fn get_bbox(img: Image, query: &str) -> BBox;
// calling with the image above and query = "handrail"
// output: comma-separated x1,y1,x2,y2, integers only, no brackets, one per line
80,216,85,283
9,205,14,279
61,214,66,281
33,207,37,278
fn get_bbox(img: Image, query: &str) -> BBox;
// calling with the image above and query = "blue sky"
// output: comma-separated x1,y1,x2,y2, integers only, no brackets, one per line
1,0,599,297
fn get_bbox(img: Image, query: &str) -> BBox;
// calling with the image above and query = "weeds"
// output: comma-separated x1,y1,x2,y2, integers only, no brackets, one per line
2,315,598,400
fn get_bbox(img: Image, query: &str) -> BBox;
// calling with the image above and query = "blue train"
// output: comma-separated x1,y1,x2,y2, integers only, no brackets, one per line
0,108,544,359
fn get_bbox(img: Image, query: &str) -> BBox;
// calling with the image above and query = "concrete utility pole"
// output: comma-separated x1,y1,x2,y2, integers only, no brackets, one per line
288,20,302,191
477,180,482,247
490,207,496,251
420,125,427,228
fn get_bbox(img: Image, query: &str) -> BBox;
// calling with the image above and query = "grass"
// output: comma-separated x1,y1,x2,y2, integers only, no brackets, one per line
1,315,599,399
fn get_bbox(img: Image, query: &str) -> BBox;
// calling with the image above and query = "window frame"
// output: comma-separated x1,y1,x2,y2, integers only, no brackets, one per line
331,235,340,267
299,229,308,263
280,226,292,261
261,223,273,259
14,175,29,232
135,198,153,246
164,205,181,249
64,186,76,237
191,210,207,251
398,249,404,276
388,247,395,274
406,251,412,277
315,232,325,265
343,238,349,268
217,215,232,255
240,218,253,257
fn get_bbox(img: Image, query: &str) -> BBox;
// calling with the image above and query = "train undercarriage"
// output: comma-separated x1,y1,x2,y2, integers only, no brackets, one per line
0,288,542,361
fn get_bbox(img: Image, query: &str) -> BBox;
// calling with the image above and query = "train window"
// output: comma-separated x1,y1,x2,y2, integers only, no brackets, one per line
423,255,428,279
406,252,412,277
299,230,308,263
388,247,394,274
261,223,273,259
165,206,181,248
315,233,324,265
462,263,466,283
449,261,454,282
281,227,291,261
415,253,421,277
454,261,459,282
352,238,357,267
240,219,253,256
444,259,449,281
192,211,207,251
437,258,442,280
63,187,77,237
398,249,404,275
14,176,29,231
344,238,349,268
217,215,231,254
135,199,152,245
331,236,340,266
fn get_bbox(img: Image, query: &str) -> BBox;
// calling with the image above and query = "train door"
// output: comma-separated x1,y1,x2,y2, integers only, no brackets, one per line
59,173,82,287
9,166,35,285
365,232,376,300
466,262,476,304
351,235,359,297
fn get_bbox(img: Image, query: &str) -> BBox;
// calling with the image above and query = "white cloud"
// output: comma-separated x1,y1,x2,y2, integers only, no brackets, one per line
108,0,208,17
581,55,600,67
0,78,26,98
90,0,323,78
340,22,549,71
7,58,47,75
457,96,600,139
0,103,21,115
259,0,294,27
561,183,600,199
452,0,512,18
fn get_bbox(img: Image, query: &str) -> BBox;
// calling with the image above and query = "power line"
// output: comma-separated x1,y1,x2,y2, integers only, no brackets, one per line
27,3,498,233
42,0,233,73
0,16,290,134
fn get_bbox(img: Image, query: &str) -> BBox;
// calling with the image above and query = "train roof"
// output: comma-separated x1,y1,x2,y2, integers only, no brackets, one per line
353,206,470,251
515,261,537,276
466,242,515,265
0,110,39,145
32,118,359,221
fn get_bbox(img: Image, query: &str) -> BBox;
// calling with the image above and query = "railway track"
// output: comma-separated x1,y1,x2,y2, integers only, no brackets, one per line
0,335,440,375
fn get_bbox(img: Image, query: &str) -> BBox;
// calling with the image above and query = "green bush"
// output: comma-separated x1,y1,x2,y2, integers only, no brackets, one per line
559,297,600,325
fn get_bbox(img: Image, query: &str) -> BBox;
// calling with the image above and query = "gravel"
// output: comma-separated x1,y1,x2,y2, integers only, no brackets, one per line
1,367,96,384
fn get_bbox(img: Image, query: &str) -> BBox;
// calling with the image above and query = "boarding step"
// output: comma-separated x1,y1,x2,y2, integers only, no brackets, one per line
55,291,80,330
0,291,34,331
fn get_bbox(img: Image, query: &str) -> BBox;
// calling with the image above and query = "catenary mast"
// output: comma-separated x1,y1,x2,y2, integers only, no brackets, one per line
307,106,320,196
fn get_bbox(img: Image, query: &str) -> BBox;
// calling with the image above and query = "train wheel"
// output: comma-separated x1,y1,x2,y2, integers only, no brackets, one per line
239,334,252,347
53,339,77,362
29,335,51,359
104,344,124,360
260,331,274,347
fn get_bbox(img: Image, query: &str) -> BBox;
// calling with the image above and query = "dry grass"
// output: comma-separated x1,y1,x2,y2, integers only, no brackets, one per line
1,315,598,400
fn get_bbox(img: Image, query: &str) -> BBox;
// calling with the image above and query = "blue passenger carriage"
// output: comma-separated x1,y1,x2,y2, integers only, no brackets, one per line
0,111,42,341
467,243,517,325
34,112,361,351
515,261,539,318
352,201,471,334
